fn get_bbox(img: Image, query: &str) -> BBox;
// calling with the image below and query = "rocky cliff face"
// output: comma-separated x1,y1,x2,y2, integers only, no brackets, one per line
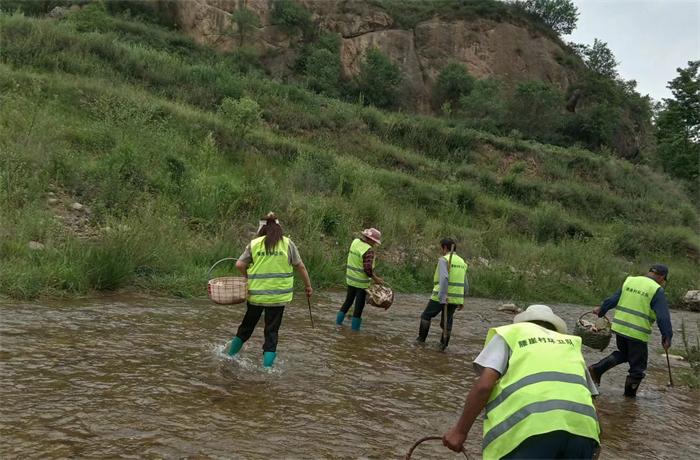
157,0,578,111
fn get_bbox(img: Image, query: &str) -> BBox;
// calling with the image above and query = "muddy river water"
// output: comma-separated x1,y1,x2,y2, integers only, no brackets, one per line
1,293,698,459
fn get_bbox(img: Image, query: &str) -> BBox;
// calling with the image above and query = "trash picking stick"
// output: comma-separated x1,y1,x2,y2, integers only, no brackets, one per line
665,348,674,387
442,244,455,343
306,296,315,329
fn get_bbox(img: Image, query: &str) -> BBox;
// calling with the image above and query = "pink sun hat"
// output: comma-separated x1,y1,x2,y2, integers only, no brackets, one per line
361,228,382,245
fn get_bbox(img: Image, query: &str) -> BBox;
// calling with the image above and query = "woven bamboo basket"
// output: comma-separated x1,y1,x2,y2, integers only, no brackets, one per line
367,284,394,309
573,311,611,351
207,257,247,305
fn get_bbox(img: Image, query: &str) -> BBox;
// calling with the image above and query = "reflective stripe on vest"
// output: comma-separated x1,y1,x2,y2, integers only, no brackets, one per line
346,239,373,288
247,236,294,305
430,254,468,304
611,276,659,342
482,323,599,459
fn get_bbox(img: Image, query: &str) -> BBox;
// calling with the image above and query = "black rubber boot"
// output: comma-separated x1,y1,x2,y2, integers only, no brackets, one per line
624,376,641,398
590,355,620,385
416,319,430,343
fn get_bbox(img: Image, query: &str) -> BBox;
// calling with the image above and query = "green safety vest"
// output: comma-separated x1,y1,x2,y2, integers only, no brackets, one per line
611,276,659,343
430,253,468,304
346,238,374,288
247,236,294,306
482,322,600,460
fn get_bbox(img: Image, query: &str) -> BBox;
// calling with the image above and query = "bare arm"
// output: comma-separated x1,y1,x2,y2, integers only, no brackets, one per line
235,259,249,276
442,368,500,452
295,261,313,297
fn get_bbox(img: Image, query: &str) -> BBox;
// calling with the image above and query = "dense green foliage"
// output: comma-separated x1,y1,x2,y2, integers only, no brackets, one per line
577,39,619,80
656,60,700,185
356,48,402,109
0,7,698,308
514,0,579,35
271,0,313,36
434,63,476,111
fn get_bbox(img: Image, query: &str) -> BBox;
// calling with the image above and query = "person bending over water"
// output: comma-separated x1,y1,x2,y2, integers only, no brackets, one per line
443,304,600,459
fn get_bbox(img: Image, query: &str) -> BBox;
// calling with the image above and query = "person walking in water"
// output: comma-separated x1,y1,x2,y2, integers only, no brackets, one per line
225,212,313,368
588,264,672,397
336,228,383,331
416,238,468,350
442,304,600,459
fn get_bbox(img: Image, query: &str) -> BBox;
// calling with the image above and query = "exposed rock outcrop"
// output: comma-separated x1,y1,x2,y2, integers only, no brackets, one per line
156,0,578,111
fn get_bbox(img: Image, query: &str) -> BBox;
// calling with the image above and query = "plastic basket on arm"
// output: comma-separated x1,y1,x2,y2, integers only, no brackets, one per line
207,257,247,305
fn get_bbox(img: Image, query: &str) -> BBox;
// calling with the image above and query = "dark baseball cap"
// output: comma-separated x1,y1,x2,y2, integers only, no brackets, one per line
649,264,669,279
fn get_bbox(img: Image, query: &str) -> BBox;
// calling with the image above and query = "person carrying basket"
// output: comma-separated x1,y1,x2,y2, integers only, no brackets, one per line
225,212,313,368
588,264,673,397
335,228,384,331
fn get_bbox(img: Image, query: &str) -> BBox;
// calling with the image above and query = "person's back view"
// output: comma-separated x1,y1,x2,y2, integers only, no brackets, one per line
589,264,673,397
442,305,600,459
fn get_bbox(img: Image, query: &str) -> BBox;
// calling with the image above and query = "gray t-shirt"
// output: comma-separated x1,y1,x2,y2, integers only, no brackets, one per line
238,239,302,266
473,334,599,396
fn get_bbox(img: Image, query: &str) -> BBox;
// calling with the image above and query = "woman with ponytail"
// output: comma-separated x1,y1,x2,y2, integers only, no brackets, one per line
225,212,313,368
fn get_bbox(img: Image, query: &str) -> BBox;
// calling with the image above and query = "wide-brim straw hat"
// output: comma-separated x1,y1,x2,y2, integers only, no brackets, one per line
361,228,382,245
513,304,568,334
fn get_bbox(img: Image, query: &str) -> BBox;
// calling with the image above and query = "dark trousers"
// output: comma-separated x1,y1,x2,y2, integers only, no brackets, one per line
417,299,459,348
235,303,285,352
339,285,367,318
502,430,598,459
591,333,648,381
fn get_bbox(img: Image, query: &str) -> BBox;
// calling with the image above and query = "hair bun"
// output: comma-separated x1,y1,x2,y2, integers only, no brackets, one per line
265,211,277,221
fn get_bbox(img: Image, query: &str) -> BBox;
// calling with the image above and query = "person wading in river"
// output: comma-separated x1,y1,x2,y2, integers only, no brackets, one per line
588,264,673,397
442,304,600,459
225,212,313,368
335,228,384,331
415,238,468,351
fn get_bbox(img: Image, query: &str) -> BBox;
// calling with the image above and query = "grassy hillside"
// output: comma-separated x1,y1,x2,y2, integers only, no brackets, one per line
0,6,698,306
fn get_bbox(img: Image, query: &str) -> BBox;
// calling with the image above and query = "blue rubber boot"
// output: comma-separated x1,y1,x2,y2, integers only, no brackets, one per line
351,317,362,331
336,311,346,325
226,337,243,357
263,351,277,368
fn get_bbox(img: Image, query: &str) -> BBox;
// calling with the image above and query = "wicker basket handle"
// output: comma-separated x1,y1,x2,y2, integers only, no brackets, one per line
578,310,611,326
207,257,239,280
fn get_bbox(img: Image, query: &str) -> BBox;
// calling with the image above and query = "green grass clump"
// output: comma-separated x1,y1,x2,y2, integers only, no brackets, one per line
0,9,698,309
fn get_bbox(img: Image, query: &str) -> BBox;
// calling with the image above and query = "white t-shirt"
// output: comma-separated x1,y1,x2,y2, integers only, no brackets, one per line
473,334,599,396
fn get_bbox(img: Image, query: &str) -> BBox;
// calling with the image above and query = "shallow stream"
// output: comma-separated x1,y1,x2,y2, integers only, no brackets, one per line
1,294,698,459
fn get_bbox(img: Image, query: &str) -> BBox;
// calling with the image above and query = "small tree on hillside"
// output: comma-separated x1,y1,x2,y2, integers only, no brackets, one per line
304,48,342,97
656,60,700,184
218,96,262,140
433,63,475,111
459,78,507,132
271,0,313,37
515,0,579,35
356,48,402,109
507,80,564,142
584,39,619,80
230,5,260,47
